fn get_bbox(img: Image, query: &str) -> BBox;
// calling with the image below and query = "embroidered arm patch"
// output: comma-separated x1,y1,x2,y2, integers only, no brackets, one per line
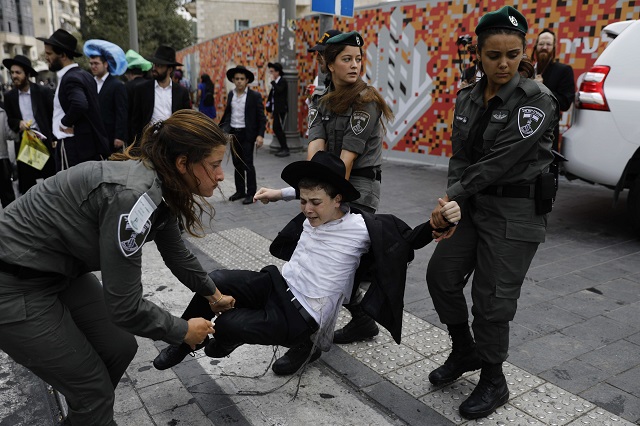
517,106,546,138
118,214,151,257
350,111,371,136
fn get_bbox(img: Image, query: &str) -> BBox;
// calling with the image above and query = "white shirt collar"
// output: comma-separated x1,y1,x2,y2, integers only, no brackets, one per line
154,79,172,89
56,62,78,79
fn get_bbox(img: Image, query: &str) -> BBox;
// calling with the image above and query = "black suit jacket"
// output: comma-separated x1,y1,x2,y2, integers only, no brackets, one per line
219,89,267,143
269,209,434,344
5,82,55,144
58,66,110,160
130,80,191,143
267,77,288,114
541,61,575,112
98,74,128,148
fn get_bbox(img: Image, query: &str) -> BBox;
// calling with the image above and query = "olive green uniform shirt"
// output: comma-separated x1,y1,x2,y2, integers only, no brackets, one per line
0,160,217,344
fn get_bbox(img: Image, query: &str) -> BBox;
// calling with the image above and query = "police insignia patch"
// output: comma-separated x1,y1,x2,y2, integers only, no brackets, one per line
308,109,318,127
350,111,371,136
517,106,546,138
118,214,151,257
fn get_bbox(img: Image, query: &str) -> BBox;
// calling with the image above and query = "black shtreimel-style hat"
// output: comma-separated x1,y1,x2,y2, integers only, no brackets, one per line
325,31,364,47
475,6,528,36
267,62,283,73
145,45,183,66
308,29,343,52
2,55,37,76
281,151,360,202
226,65,255,83
36,29,82,57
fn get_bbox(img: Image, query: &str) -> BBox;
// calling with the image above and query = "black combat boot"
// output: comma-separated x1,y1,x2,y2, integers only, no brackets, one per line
459,361,509,419
333,304,379,344
153,338,209,370
428,323,481,385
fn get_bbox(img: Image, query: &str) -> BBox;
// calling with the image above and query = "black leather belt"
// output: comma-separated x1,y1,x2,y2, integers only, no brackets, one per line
481,184,535,198
230,127,245,133
351,167,382,182
286,287,319,332
0,258,57,280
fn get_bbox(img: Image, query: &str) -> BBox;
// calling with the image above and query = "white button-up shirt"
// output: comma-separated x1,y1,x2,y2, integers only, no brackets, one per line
230,88,248,129
18,88,38,131
52,63,79,140
282,211,370,349
94,72,109,94
150,80,172,124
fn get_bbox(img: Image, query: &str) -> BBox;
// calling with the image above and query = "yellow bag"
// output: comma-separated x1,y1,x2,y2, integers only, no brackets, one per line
17,129,50,171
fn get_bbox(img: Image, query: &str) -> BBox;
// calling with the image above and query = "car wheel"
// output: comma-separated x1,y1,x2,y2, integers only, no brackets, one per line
629,174,640,234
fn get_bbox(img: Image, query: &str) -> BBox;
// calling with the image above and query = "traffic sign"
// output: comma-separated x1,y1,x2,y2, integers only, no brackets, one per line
312,0,354,17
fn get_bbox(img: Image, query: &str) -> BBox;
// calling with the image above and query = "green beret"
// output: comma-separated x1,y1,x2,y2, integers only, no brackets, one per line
475,6,528,36
325,31,364,47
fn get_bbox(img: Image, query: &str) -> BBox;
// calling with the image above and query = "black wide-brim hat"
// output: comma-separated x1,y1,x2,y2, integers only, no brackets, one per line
2,54,37,76
308,29,343,52
267,62,283,73
36,29,82,57
281,151,360,202
145,45,183,66
226,65,255,83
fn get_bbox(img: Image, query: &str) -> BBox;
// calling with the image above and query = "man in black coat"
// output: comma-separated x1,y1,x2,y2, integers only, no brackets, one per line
2,54,56,193
88,53,128,152
219,65,267,204
37,29,110,171
266,62,289,157
532,29,575,151
129,46,191,145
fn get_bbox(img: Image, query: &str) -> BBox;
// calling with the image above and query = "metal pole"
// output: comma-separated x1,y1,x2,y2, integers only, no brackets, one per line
128,0,139,52
277,0,302,152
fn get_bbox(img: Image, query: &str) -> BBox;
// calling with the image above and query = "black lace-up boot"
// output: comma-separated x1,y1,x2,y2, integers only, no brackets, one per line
428,323,481,385
459,362,509,419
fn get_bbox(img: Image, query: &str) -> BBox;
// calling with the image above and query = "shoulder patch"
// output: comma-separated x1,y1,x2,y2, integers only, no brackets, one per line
350,111,371,136
118,214,151,257
308,108,319,127
518,106,546,138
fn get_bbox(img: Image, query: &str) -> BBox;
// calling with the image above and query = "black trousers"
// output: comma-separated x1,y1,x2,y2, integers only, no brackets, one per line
55,136,103,171
181,267,312,348
272,111,288,150
0,158,15,208
230,129,257,196
0,272,138,425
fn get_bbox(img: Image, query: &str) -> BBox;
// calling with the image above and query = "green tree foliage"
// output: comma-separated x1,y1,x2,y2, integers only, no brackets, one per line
80,0,194,56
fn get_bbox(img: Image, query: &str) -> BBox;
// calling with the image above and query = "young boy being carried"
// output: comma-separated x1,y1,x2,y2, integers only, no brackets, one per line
153,151,460,375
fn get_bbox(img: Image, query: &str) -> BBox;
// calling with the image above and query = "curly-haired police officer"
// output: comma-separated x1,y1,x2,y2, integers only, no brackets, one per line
426,6,559,419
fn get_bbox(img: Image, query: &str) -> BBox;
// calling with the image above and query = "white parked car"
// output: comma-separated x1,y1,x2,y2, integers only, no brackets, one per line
561,19,640,231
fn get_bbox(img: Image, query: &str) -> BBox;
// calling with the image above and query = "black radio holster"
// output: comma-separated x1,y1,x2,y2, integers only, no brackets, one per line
535,172,556,215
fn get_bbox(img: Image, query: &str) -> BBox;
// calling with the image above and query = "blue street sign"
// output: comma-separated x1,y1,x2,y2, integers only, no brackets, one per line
312,0,354,17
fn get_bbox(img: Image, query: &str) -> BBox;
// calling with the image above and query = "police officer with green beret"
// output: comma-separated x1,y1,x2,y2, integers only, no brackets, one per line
426,6,559,419
306,31,395,347
0,110,235,425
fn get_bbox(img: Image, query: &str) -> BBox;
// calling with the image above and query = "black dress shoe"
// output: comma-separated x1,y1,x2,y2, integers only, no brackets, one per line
333,314,379,344
272,344,321,375
204,338,243,358
229,192,246,201
242,195,254,204
153,339,208,370
459,374,509,419
428,346,481,385
275,149,290,157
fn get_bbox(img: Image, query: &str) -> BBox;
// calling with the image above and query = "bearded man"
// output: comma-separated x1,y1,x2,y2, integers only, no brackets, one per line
129,46,191,144
37,29,110,171
2,55,56,192
532,29,575,151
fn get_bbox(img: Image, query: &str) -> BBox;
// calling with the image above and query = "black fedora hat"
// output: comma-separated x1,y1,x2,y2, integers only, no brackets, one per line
145,45,183,66
226,65,255,83
281,151,360,202
36,29,82,57
2,55,37,77
267,62,283,74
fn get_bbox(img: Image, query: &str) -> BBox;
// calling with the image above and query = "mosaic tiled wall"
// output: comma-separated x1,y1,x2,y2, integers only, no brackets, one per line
178,0,639,163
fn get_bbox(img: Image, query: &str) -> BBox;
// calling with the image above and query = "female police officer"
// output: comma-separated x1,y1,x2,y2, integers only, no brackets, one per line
306,30,395,346
0,109,235,425
426,6,558,420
